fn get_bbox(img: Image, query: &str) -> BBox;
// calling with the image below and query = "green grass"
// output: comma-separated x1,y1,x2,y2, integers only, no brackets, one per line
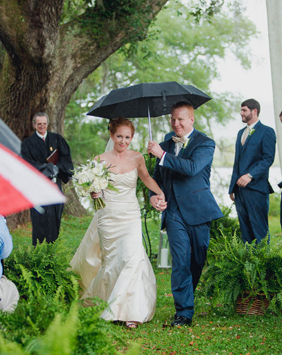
10,214,282,354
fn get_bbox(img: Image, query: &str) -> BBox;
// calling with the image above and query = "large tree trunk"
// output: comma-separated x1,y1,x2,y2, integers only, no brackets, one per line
266,0,282,174
0,0,167,227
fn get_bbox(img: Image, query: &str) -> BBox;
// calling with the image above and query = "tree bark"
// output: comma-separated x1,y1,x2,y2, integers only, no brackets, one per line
0,0,167,138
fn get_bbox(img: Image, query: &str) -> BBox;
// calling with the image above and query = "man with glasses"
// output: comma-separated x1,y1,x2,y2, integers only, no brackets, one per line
21,112,74,245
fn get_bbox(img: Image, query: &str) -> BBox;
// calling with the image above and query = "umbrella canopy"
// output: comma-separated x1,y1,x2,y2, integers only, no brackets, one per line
0,118,21,155
87,81,212,119
0,144,66,216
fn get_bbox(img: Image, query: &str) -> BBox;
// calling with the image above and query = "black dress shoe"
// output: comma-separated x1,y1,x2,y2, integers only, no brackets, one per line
171,316,192,327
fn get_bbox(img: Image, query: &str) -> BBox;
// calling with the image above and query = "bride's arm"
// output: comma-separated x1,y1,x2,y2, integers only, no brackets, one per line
136,153,166,203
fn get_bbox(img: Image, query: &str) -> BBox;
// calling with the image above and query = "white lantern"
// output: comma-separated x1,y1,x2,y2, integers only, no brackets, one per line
157,230,172,268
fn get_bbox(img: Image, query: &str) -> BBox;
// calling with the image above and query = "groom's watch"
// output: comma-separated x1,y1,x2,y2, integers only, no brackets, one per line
247,173,253,180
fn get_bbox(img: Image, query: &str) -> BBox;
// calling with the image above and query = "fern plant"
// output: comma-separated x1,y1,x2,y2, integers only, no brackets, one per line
4,239,79,303
198,234,282,314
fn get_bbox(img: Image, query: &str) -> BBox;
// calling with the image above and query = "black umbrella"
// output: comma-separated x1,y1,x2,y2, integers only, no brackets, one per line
86,81,212,139
0,118,21,154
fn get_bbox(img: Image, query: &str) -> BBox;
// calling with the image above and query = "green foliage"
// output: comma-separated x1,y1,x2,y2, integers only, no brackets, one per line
0,297,122,354
4,215,282,354
61,0,157,48
269,192,280,218
199,234,282,314
64,109,108,165
5,240,79,303
64,0,257,161
0,293,71,347
75,300,124,355
210,205,241,240
27,303,78,355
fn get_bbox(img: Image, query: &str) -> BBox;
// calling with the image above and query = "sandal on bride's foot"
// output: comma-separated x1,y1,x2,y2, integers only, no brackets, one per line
125,321,138,329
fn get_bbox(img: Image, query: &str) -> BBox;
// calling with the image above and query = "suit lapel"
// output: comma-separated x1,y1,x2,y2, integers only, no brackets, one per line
181,130,199,157
241,121,260,151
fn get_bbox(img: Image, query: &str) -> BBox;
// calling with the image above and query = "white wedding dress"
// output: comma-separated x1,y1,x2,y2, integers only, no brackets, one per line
70,168,156,323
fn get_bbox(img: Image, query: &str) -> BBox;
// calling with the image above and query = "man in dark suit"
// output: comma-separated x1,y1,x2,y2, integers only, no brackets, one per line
229,99,276,244
21,112,74,245
148,102,223,327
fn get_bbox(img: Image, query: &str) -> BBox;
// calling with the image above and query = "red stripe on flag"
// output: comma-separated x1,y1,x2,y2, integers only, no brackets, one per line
0,175,33,216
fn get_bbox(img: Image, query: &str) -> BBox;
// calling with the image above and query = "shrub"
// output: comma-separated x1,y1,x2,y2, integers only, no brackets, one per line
210,205,241,240
4,239,79,303
198,234,282,315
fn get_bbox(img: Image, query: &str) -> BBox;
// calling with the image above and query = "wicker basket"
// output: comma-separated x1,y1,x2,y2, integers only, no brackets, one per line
236,292,270,315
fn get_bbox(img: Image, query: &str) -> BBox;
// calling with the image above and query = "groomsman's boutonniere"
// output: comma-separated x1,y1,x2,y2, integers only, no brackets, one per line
249,128,255,136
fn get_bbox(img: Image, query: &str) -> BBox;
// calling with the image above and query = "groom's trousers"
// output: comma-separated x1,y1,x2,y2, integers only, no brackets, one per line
165,207,210,320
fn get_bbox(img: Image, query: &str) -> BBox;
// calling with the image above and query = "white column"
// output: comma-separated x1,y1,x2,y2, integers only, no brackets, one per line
266,0,282,176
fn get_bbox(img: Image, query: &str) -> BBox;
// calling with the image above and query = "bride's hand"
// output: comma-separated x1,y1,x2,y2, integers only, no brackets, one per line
151,194,167,211
90,192,101,199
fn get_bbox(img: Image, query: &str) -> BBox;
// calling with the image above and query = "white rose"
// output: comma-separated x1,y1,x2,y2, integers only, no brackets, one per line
90,177,108,192
76,185,87,197
75,171,89,184
92,163,104,177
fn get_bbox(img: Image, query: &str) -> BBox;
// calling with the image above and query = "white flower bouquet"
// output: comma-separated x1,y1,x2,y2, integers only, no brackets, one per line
73,158,117,211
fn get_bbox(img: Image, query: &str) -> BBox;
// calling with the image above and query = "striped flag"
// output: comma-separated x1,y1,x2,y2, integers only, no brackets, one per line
0,143,66,216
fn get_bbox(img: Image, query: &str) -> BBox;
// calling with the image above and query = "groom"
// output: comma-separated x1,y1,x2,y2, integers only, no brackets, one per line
148,102,223,327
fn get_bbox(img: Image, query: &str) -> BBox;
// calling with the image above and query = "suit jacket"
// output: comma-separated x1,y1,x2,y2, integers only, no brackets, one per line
228,121,276,195
21,132,74,184
151,130,223,228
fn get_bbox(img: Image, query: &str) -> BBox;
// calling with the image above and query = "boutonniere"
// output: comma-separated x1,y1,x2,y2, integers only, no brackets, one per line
183,138,189,149
50,147,53,151
249,128,255,136
180,138,190,156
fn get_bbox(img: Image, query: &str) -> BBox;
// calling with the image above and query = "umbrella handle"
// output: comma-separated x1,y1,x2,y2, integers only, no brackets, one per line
148,107,153,141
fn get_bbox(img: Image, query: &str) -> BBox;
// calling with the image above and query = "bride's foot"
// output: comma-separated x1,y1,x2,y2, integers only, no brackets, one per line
125,321,138,329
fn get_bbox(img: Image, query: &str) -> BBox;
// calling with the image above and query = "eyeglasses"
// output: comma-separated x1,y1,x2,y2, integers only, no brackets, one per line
36,123,47,126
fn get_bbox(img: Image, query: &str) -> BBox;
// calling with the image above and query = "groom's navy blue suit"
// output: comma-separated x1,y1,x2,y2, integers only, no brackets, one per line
151,130,223,320
229,121,276,243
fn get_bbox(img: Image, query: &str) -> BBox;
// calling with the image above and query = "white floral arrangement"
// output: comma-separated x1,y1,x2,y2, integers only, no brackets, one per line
73,157,117,211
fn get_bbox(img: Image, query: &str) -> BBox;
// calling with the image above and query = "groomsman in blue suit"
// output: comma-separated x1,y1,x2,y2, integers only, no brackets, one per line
229,99,276,244
148,102,223,327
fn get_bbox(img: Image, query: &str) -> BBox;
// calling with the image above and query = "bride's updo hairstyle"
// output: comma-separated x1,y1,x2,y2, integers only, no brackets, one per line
109,117,135,137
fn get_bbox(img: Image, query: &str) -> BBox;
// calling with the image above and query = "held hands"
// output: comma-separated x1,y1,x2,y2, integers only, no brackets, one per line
236,174,252,188
147,141,164,159
150,194,167,212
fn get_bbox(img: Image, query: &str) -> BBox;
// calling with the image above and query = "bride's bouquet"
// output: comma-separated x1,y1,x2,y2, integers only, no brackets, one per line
73,158,117,211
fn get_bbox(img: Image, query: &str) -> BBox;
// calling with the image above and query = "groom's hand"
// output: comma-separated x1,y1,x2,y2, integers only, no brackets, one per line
147,141,164,159
150,195,167,212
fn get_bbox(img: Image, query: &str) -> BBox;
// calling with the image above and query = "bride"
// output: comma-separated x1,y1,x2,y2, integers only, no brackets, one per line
70,117,166,329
